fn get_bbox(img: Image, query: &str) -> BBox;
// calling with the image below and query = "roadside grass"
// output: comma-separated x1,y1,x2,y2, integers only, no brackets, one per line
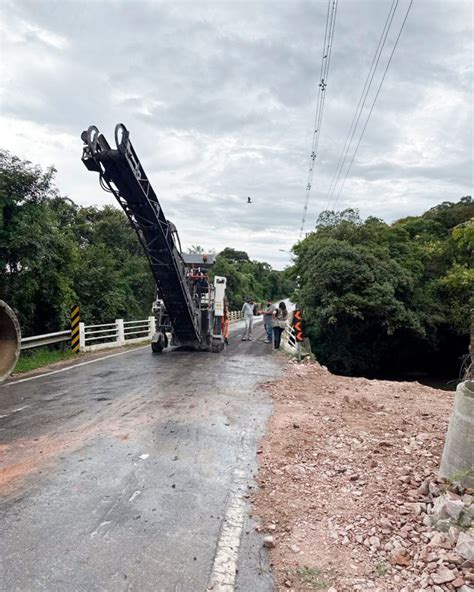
14,348,76,374
295,567,329,590
375,561,389,577
13,340,151,375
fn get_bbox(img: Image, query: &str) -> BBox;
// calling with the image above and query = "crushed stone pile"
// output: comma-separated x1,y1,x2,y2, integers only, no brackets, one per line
252,360,474,592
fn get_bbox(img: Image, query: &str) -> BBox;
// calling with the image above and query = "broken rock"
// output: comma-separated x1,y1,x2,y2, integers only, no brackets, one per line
429,532,454,549
263,536,276,548
433,495,465,521
389,550,411,567
456,531,474,562
432,566,457,584
291,544,300,553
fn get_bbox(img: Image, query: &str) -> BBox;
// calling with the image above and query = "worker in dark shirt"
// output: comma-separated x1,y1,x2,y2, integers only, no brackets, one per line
262,300,276,344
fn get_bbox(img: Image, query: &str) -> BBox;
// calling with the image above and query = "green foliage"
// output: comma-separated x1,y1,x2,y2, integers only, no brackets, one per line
1,151,288,338
292,198,473,376
0,150,155,335
294,567,328,590
14,348,75,374
187,244,208,254
213,248,293,309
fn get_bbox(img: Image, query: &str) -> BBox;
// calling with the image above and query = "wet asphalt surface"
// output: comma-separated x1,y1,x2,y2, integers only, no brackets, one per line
0,319,281,592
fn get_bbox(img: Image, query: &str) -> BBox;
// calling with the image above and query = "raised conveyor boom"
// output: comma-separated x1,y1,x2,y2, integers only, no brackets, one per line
81,124,202,345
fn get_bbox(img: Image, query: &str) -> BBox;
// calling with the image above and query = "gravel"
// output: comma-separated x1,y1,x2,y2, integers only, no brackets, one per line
252,359,473,592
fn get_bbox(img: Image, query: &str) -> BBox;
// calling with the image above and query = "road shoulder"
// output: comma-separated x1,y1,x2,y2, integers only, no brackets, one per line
251,360,473,591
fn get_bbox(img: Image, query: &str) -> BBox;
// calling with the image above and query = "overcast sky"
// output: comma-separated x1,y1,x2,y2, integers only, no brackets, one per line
1,0,472,269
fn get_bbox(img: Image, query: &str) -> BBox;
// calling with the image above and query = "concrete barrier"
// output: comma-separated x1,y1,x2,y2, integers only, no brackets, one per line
0,300,21,383
439,380,474,488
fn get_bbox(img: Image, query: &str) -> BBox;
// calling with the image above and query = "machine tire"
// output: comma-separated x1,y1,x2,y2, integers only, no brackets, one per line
151,342,163,353
151,332,168,354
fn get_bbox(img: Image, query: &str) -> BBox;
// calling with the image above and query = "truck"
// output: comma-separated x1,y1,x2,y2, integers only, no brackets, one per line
81,123,226,353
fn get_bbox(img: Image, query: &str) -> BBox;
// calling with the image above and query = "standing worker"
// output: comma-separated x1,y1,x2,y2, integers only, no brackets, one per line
222,299,230,345
262,299,276,344
241,298,254,341
272,301,288,350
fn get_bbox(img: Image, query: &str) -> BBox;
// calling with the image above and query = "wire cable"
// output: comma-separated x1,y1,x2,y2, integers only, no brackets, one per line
329,0,414,212
322,0,399,212
299,0,338,238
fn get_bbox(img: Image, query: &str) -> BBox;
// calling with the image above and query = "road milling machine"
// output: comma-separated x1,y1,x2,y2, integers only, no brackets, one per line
81,124,227,353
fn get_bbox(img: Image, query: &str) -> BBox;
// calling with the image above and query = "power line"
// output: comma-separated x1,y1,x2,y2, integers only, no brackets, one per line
322,0,399,212
299,0,338,238
329,0,414,213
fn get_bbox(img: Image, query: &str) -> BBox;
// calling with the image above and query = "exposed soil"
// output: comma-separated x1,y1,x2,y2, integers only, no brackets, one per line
252,359,473,592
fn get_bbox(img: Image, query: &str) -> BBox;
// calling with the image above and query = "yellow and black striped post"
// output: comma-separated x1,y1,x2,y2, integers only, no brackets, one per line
71,306,80,353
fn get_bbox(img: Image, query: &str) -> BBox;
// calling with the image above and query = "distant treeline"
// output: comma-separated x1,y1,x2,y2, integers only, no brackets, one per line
291,198,473,377
0,150,290,336
211,247,293,310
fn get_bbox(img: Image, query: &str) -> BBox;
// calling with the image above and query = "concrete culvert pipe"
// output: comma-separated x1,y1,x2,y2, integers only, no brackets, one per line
439,380,474,488
0,300,21,383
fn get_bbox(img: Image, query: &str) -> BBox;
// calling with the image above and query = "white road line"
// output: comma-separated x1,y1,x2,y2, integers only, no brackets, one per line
128,490,141,503
2,346,149,387
0,405,31,419
207,433,253,592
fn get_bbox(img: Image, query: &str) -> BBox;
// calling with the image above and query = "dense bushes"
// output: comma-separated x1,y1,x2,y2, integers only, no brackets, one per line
212,247,293,309
0,151,156,334
292,199,473,376
1,151,289,336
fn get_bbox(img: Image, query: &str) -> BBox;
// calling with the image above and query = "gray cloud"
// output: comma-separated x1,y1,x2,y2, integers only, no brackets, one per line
0,0,471,269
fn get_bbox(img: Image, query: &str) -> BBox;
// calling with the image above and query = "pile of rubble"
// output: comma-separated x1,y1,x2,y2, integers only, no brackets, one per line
252,360,474,592
329,479,474,591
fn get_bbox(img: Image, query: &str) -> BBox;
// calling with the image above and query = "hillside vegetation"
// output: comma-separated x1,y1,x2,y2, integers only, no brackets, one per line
292,198,473,377
0,151,287,335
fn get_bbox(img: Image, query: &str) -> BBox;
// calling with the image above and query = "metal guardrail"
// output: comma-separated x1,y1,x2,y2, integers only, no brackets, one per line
21,330,70,350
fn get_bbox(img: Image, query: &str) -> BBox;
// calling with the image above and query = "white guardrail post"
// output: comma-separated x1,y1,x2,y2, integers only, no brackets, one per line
79,322,86,352
116,319,125,346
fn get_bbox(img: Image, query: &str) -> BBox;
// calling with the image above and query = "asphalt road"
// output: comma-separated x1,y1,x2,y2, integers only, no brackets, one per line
0,318,281,592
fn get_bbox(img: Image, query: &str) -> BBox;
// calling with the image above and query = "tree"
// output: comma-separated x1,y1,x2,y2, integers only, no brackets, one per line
0,151,77,333
0,151,155,334
292,200,473,376
213,248,292,310
0,150,291,336
315,208,362,229
187,245,205,254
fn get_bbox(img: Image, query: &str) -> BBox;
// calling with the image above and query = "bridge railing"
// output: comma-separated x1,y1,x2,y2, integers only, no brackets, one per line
282,322,298,355
19,310,245,354
79,317,155,353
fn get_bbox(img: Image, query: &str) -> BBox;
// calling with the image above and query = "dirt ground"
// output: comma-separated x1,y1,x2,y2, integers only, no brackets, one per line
252,359,473,592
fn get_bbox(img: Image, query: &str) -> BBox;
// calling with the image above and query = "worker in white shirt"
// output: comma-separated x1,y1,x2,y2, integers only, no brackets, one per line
241,298,254,341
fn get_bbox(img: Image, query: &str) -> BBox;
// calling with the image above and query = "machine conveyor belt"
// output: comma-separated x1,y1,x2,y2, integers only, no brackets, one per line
81,124,202,344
